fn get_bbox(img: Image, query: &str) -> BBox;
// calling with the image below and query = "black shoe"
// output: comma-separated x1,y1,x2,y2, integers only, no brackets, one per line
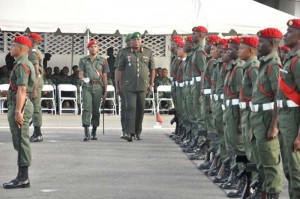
124,134,133,142
83,127,90,141
136,135,142,140
120,133,125,139
3,178,30,189
30,127,43,142
91,127,97,140
198,161,212,170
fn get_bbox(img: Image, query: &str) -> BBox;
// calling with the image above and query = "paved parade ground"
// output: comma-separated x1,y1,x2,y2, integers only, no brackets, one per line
0,113,289,199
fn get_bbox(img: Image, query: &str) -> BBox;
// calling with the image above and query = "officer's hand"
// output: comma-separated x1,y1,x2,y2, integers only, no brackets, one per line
267,126,279,141
15,111,24,128
294,135,300,152
102,90,107,102
147,85,153,93
31,90,37,99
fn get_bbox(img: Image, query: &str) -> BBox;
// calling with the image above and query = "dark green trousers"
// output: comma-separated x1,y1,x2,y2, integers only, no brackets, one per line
279,107,300,199
82,84,103,127
32,76,44,127
8,98,33,167
251,110,283,193
124,91,146,135
120,91,126,133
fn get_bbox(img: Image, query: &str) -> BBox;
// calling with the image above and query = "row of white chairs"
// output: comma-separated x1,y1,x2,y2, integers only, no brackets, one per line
0,84,174,115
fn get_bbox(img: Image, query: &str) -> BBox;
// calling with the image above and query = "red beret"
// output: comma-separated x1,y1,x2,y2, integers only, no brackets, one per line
185,35,193,43
228,37,241,45
28,33,42,42
287,19,300,29
257,28,283,39
241,36,259,48
171,35,182,41
192,26,208,33
14,36,32,48
217,38,228,48
177,40,185,48
279,45,290,51
206,35,221,45
87,40,98,48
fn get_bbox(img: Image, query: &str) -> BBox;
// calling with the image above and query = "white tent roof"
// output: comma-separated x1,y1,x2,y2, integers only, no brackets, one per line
0,0,296,34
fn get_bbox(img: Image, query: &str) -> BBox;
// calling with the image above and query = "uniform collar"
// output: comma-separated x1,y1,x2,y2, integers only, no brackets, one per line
285,48,300,60
14,55,27,65
260,52,278,63
193,43,202,50
130,47,144,53
243,56,257,70
88,55,100,61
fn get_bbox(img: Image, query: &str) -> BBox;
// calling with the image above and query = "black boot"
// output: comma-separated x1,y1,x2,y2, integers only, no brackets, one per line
226,176,246,198
83,126,90,141
30,127,43,142
3,166,30,189
123,133,133,142
266,193,279,199
91,127,97,140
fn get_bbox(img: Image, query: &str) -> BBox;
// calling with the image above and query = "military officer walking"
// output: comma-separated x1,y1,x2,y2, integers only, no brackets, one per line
28,33,44,142
78,40,109,141
3,36,35,189
117,32,155,142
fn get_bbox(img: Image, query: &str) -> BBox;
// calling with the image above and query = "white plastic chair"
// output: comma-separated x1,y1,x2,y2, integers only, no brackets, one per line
0,84,9,114
144,90,156,114
41,84,56,115
57,84,78,115
100,85,117,115
156,85,174,113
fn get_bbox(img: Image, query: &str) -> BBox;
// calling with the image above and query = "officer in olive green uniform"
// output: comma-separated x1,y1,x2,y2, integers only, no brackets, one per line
4,36,35,189
223,37,245,166
115,33,132,138
79,40,109,141
277,19,300,199
28,33,44,143
201,36,221,139
118,32,155,142
211,39,228,162
251,28,284,198
181,36,197,146
156,68,171,107
173,38,186,141
191,26,207,139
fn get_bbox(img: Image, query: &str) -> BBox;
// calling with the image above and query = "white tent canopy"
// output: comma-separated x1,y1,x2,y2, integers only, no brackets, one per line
0,0,296,34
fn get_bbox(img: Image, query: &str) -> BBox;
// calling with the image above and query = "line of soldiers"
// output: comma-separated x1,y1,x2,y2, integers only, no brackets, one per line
169,19,300,199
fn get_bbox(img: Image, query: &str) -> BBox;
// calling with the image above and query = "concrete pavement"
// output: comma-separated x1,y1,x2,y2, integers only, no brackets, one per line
0,113,289,199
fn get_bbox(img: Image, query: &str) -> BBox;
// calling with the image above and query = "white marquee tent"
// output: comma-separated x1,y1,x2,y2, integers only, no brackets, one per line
0,0,296,35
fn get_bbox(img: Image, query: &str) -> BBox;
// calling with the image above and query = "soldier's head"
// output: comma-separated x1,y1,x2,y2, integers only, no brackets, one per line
184,35,194,53
54,66,59,74
125,34,132,47
279,46,290,62
162,68,168,78
238,36,258,61
176,40,186,58
171,35,182,53
10,36,32,58
107,47,114,56
46,67,52,75
130,32,142,49
87,40,99,56
210,45,218,59
72,65,78,72
157,67,163,77
63,66,69,75
216,39,228,59
192,26,208,44
284,19,300,51
205,35,221,55
28,33,42,47
228,37,240,60
222,50,231,64
257,28,283,57
44,53,52,61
